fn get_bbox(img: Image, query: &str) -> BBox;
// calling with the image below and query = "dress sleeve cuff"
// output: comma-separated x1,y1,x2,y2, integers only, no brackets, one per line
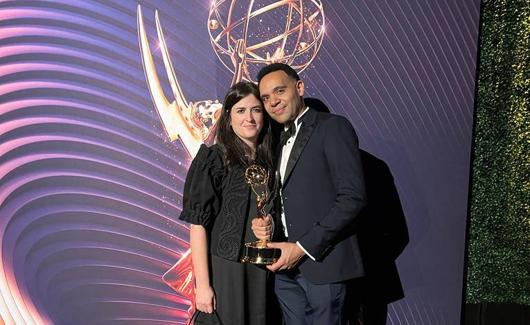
179,209,211,227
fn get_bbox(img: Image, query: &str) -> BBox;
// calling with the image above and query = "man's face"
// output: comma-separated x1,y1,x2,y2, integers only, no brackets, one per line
258,70,305,125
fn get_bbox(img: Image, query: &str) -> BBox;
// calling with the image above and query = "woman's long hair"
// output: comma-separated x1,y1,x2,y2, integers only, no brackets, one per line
216,81,273,171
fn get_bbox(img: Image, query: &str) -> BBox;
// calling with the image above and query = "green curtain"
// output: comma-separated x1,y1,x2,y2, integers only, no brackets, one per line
466,0,530,304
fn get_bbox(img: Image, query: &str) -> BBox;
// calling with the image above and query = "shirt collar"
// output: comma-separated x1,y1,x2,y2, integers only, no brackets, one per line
285,106,310,132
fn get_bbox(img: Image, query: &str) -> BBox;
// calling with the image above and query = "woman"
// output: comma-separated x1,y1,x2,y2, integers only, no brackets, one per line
179,81,277,325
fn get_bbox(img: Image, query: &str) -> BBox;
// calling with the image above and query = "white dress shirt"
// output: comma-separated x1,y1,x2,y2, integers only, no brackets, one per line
278,107,315,260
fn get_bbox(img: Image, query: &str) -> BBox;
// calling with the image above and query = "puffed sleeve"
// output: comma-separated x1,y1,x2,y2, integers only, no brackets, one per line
179,144,225,228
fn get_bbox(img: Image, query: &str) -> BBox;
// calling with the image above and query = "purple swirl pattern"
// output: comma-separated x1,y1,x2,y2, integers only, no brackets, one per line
0,1,480,324
0,1,206,324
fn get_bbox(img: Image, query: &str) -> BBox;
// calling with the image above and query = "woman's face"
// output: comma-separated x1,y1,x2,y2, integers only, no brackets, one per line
230,94,264,147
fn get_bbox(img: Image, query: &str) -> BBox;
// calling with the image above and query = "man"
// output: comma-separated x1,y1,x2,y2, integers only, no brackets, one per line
257,63,367,325
303,98,409,325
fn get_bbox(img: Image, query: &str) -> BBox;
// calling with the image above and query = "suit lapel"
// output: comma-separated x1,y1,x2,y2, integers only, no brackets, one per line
282,108,317,187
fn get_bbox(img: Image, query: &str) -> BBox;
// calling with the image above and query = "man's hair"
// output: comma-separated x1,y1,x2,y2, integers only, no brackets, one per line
256,63,300,83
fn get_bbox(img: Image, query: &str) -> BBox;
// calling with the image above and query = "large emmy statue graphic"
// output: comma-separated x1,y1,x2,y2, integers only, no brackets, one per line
137,0,324,317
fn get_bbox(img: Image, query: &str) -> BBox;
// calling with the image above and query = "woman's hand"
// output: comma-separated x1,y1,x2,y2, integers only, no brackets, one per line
251,214,273,241
195,285,216,313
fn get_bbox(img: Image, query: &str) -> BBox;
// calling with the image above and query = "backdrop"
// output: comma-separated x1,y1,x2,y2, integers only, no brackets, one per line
0,1,480,324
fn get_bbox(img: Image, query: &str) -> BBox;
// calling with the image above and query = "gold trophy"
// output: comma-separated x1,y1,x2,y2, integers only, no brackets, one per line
240,165,281,264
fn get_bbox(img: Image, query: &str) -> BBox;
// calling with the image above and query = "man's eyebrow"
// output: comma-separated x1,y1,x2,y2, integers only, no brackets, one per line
261,85,286,98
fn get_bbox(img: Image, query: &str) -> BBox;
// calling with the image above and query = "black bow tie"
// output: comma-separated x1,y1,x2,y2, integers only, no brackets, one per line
280,124,296,146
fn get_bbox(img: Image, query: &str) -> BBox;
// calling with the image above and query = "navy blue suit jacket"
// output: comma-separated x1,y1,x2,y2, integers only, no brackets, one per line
278,107,367,284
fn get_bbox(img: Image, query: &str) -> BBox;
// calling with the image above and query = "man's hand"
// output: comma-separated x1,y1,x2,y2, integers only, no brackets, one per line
251,214,273,241
266,242,306,272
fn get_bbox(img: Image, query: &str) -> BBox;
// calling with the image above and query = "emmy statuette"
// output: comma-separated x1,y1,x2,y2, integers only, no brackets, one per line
240,165,281,265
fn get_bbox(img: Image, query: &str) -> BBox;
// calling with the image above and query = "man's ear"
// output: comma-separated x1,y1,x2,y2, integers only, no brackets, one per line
296,80,305,97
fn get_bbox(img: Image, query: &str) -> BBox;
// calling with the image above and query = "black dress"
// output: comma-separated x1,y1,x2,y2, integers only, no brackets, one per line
179,145,275,325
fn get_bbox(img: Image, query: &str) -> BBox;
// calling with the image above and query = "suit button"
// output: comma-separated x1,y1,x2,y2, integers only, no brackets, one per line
284,196,288,201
